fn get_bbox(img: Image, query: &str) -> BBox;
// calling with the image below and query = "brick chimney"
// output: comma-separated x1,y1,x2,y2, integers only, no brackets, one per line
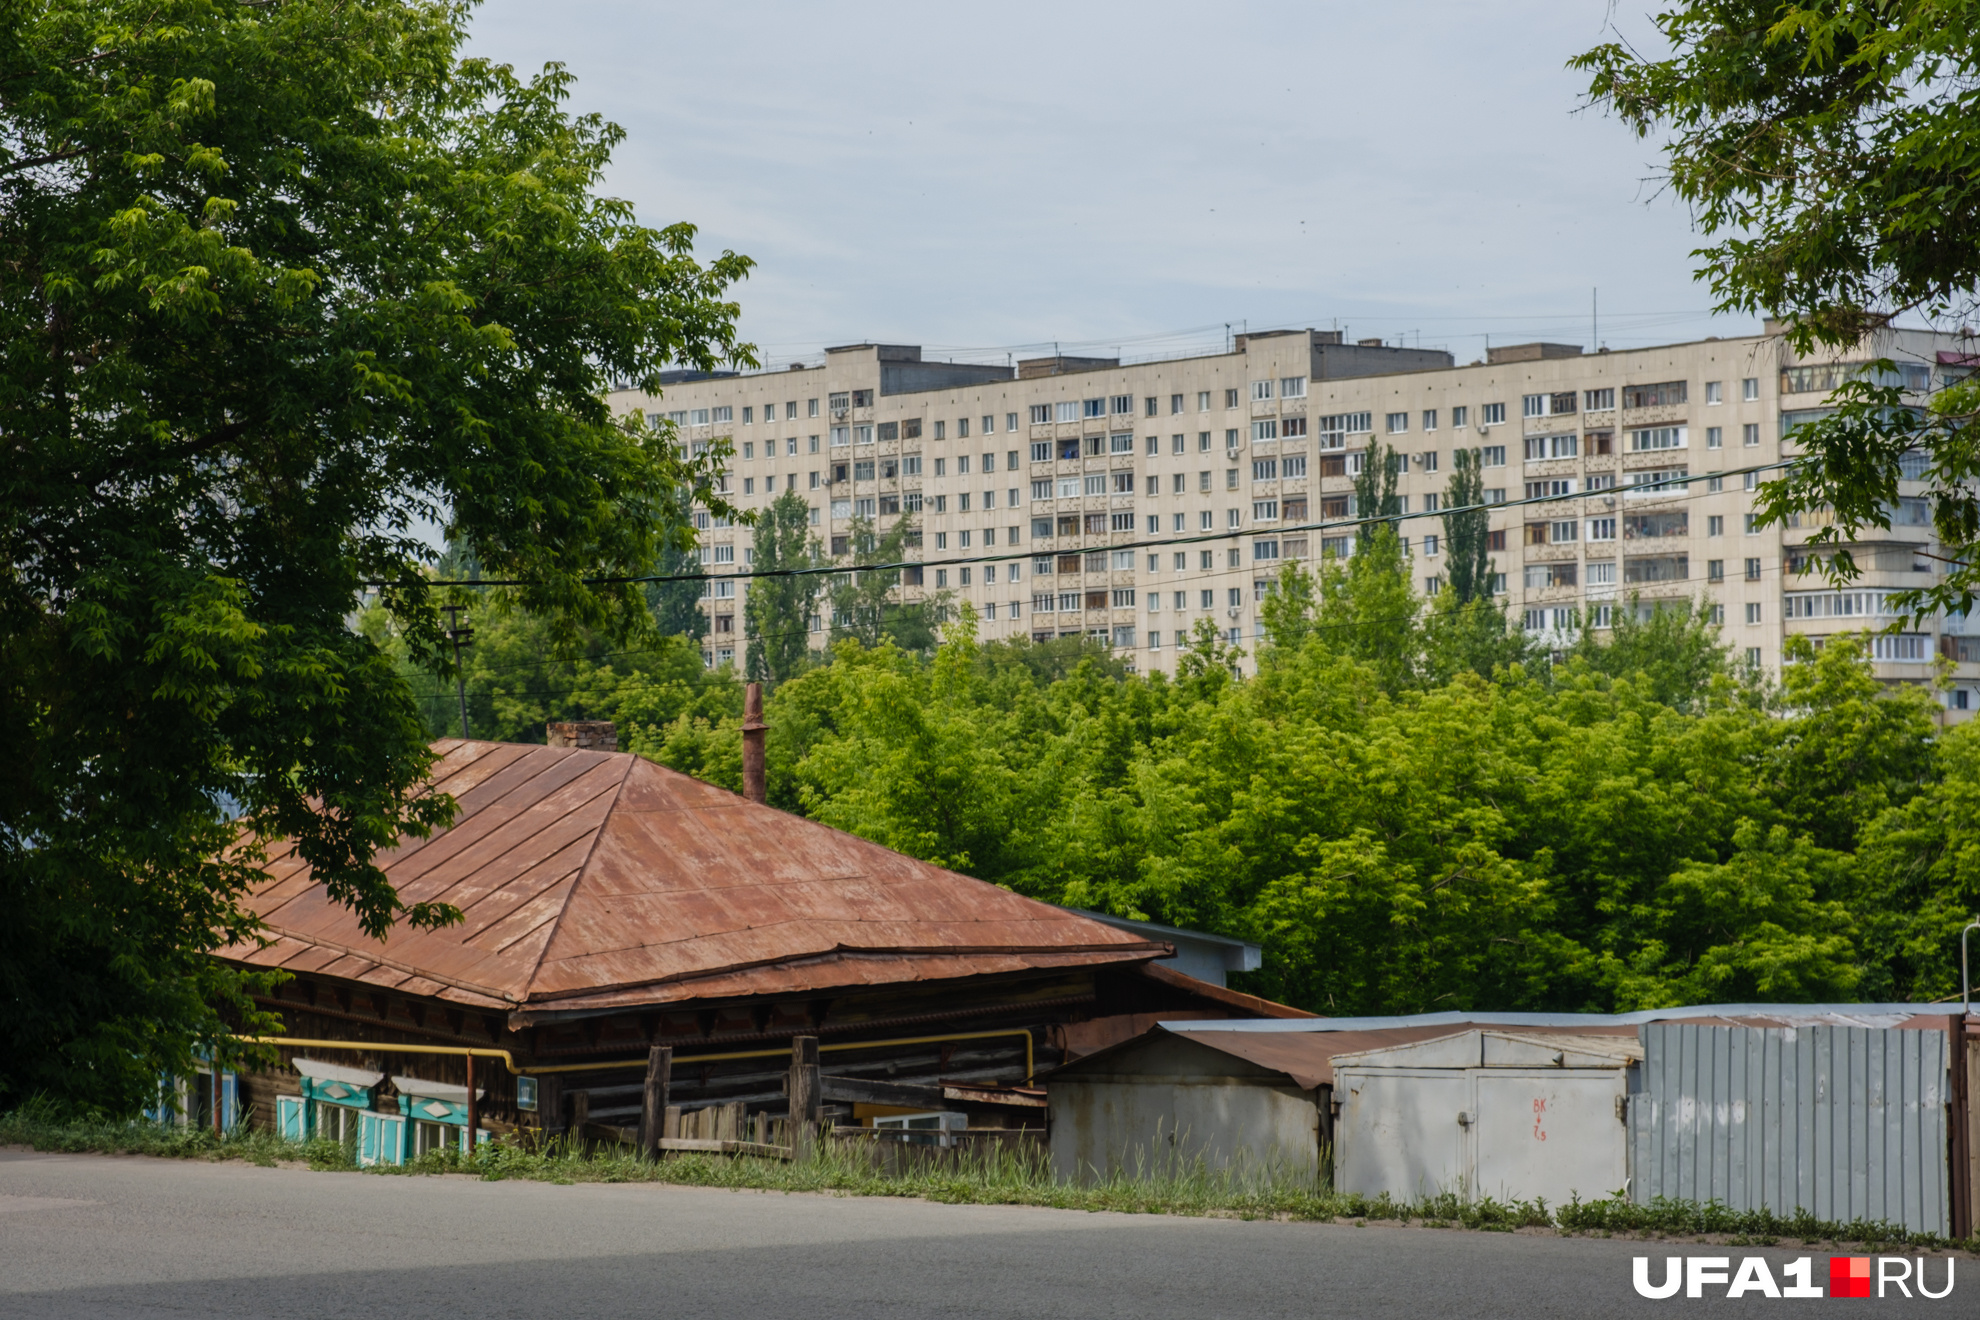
546,720,617,752
741,683,767,804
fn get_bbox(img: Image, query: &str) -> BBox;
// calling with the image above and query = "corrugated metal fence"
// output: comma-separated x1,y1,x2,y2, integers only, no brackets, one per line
1630,1024,1948,1234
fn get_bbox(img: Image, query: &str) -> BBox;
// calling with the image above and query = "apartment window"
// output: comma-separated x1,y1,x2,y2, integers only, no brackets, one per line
1628,467,1689,494
1110,395,1133,415
1744,513,1760,533
1743,423,1760,446
1281,377,1308,399
1252,458,1278,481
1281,455,1308,478
1227,507,1242,528
1422,534,1439,557
1588,517,1616,541
1422,409,1438,432
808,435,819,452
1522,394,1546,419
1487,529,1507,552
1706,381,1723,405
1170,394,1185,415
1485,487,1506,504
1478,445,1506,467
1707,476,1723,493
807,399,819,418
1111,471,1134,494
1742,377,1759,402
1224,389,1240,408
855,424,873,444
1623,555,1689,583
1551,520,1578,543
1706,426,1723,449
1584,387,1615,412
1225,428,1241,451
1708,515,1724,536
1745,602,1762,624
1744,557,1763,581
1226,469,1239,490
931,420,946,441
1623,380,1688,409
1030,441,1050,463
742,406,754,425
1253,500,1279,521
1252,420,1279,442
742,477,754,495
1050,402,1075,423
1378,411,1407,435
1198,431,1212,452
1144,396,1159,417
1480,403,1506,425
1083,474,1104,496
1452,405,1469,428
1629,426,1687,451
1197,391,1211,411
1105,433,1132,455
1251,380,1274,402
1081,398,1105,419
1004,414,1017,432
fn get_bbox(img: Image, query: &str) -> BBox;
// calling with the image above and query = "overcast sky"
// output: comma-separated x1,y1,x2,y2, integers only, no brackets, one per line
465,0,1741,369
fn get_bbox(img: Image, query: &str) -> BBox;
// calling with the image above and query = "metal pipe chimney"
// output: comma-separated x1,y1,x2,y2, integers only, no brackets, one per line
741,682,767,804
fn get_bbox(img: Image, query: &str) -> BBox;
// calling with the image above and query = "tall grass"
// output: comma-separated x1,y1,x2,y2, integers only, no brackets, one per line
2,1103,1970,1251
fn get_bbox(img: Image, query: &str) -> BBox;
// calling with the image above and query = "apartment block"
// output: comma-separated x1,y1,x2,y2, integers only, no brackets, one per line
606,326,1978,715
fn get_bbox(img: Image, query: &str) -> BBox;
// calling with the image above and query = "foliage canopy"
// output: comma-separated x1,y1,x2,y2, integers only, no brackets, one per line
0,0,751,1111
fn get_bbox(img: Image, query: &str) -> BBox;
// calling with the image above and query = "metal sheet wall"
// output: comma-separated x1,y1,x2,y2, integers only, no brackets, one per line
1630,1024,1949,1234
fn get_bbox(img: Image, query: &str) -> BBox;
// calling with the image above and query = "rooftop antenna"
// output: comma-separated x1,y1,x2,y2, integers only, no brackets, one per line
1593,287,1599,349
440,604,474,738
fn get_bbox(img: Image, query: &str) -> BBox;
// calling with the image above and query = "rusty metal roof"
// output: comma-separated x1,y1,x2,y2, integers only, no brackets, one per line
225,740,1168,1015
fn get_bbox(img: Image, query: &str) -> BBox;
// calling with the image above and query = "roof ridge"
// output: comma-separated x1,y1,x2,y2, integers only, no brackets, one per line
407,755,626,920
519,747,637,998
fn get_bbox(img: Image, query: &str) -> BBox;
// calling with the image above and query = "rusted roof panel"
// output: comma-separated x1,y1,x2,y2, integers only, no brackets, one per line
225,740,1166,1011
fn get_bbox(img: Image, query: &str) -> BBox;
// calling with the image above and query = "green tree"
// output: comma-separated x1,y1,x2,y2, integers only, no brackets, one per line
1603,821,1861,1010
1314,523,1421,692
744,489,823,684
829,515,948,652
1574,3,1980,617
648,488,711,642
1351,439,1402,548
1441,446,1494,604
0,0,751,1111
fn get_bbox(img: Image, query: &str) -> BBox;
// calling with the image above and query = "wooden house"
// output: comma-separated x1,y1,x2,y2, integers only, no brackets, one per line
221,739,1304,1153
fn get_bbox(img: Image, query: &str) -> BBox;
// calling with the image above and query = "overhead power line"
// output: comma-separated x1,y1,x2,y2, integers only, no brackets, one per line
376,457,1812,591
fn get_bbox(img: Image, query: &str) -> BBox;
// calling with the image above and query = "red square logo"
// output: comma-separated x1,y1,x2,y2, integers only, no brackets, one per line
1829,1256,1871,1298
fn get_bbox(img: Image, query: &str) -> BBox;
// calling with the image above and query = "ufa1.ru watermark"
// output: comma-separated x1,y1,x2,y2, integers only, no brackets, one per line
1633,1256,1955,1299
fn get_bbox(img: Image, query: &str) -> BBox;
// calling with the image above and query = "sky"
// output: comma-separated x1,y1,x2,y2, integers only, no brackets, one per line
464,0,1745,370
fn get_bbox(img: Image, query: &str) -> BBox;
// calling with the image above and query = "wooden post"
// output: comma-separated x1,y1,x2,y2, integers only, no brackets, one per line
788,1035,821,1161
571,1089,590,1150
538,1074,563,1140
1954,1016,1975,1241
464,1053,477,1156
640,1046,672,1161
662,1104,681,1140
212,1067,223,1139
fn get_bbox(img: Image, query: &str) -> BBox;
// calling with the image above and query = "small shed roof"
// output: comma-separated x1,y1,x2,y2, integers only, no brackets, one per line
225,741,1168,1016
1049,1021,1642,1091
1329,1029,1643,1071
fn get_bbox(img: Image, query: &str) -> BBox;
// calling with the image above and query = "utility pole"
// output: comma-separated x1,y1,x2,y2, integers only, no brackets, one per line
440,604,474,738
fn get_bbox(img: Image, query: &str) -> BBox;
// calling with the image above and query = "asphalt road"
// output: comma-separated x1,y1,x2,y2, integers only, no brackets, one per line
0,1150,1957,1318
